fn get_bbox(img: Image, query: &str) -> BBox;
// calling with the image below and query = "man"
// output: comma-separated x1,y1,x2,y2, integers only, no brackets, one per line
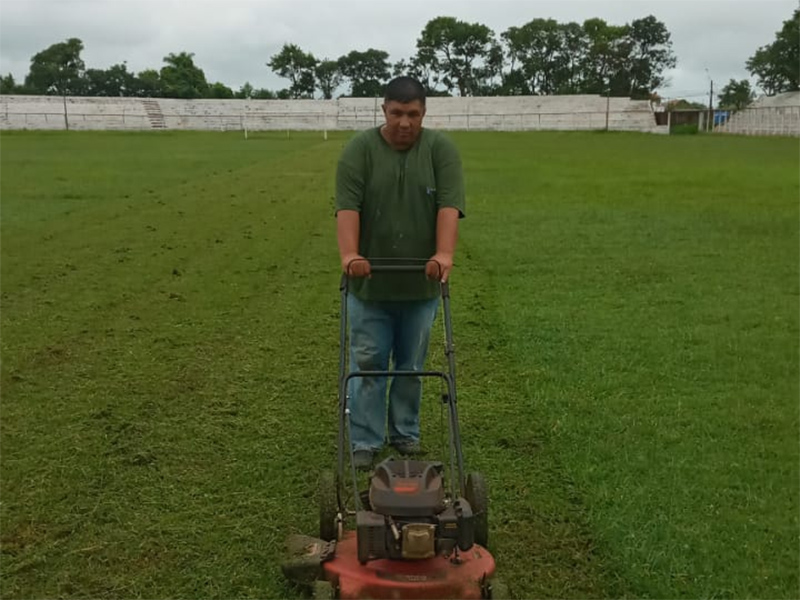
335,76,465,470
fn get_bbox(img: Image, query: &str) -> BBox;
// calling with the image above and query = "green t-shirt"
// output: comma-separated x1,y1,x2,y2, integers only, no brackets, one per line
335,127,466,301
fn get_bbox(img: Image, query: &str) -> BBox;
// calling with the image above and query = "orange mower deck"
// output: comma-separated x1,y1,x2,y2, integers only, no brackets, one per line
322,531,496,599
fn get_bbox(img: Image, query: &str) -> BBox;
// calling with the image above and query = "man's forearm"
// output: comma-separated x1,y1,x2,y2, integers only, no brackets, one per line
337,210,371,277
436,207,460,256
337,209,361,261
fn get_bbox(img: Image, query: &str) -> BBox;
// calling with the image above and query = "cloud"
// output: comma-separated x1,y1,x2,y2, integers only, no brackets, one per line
0,0,795,95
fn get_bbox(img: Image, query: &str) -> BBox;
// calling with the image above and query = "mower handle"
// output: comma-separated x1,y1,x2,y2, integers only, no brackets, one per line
366,264,427,272
340,259,443,291
344,257,441,274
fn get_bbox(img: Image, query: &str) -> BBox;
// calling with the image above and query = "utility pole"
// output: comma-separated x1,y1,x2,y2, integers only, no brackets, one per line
707,78,714,132
58,66,69,131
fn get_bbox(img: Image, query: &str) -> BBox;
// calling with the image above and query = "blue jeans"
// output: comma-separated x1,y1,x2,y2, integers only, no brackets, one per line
347,294,440,452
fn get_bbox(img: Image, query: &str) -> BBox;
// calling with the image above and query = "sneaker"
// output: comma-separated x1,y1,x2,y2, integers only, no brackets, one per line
391,440,423,456
352,450,374,471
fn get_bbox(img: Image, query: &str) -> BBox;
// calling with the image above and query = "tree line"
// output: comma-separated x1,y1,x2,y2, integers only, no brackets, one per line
270,15,679,99
1,10,796,108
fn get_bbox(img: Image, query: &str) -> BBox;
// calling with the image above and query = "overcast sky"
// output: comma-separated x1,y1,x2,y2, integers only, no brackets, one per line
0,0,796,100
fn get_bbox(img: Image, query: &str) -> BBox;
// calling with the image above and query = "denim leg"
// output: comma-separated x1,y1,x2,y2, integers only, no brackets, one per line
347,294,393,452
388,298,440,444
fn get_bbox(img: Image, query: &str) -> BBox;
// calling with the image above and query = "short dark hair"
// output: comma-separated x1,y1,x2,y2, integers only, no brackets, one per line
384,76,426,105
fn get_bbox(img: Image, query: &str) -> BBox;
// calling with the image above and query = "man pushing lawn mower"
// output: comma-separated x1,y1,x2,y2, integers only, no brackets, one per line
278,76,505,599
335,75,465,471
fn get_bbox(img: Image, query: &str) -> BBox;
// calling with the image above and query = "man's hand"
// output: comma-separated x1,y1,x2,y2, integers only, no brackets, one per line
426,252,454,282
342,253,371,278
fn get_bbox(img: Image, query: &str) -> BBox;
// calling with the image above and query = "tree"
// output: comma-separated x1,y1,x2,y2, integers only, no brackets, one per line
84,63,137,96
394,49,447,95
392,59,409,78
746,8,799,94
625,15,676,98
237,83,277,99
206,82,234,99
253,88,278,99
497,27,528,95
581,18,631,95
267,43,317,99
337,49,390,97
0,73,21,94
557,22,588,94
503,19,564,95
496,68,529,96
474,41,505,95
315,59,343,99
416,16,496,96
24,37,86,95
159,52,208,98
717,79,755,110
132,69,163,97
666,99,706,111
236,82,255,99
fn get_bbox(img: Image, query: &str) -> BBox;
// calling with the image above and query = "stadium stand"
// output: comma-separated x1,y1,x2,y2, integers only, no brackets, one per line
0,94,665,133
716,91,800,136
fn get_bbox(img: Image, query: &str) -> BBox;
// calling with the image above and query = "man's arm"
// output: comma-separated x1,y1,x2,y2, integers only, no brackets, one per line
337,210,370,277
428,133,466,282
335,139,370,278
427,207,460,282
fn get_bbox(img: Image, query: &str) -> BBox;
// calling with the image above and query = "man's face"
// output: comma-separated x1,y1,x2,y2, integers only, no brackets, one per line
382,99,425,149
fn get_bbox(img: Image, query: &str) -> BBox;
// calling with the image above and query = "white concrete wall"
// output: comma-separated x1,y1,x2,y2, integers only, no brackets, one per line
0,94,664,133
716,106,800,137
715,92,800,137
0,95,152,130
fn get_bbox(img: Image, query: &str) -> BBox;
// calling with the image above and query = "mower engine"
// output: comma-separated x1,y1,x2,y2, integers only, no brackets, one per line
356,459,475,564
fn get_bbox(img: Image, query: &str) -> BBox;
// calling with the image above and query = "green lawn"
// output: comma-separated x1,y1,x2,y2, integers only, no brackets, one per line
1,129,797,599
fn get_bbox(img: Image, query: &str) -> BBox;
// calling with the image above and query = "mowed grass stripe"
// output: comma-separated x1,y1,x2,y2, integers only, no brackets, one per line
1,132,346,598
1,132,324,351
439,262,630,598
453,131,799,598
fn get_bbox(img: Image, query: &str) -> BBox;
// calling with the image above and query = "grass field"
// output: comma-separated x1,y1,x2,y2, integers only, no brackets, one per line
1,129,798,599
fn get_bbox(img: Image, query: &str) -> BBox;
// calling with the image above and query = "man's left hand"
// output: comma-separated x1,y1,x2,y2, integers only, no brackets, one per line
426,253,454,282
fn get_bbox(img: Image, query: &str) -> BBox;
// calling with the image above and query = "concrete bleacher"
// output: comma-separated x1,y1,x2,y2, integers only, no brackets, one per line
158,98,338,131
431,95,657,132
333,95,660,132
0,95,151,130
0,94,663,133
716,91,800,137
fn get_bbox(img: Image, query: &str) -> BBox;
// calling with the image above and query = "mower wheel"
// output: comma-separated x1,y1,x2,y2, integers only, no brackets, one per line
312,579,336,599
319,470,338,542
465,472,489,547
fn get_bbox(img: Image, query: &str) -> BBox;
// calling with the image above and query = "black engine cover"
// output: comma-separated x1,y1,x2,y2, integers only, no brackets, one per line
368,459,445,518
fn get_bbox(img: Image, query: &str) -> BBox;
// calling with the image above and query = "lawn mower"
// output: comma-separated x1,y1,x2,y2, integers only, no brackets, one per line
282,261,505,599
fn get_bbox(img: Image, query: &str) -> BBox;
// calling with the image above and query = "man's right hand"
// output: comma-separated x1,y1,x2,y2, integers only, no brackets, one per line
342,254,371,278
